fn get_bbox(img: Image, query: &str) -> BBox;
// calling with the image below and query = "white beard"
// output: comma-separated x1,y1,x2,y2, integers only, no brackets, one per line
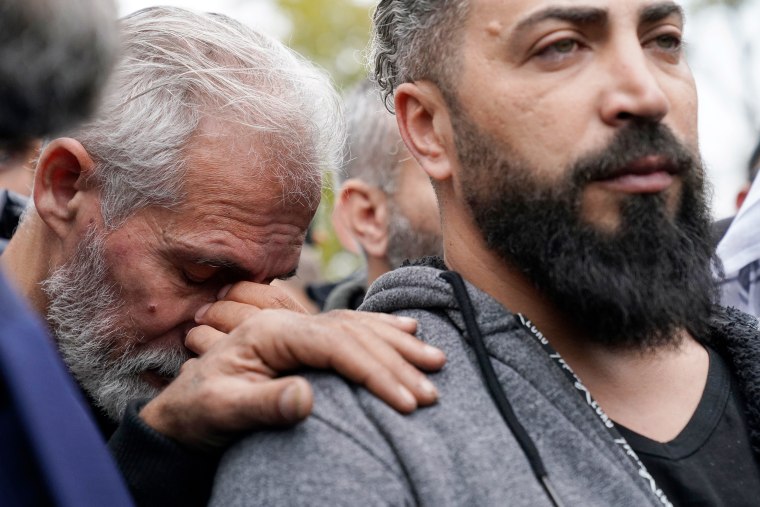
42,228,190,422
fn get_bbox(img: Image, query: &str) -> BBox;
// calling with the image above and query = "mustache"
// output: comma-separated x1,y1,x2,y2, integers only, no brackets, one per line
570,121,698,186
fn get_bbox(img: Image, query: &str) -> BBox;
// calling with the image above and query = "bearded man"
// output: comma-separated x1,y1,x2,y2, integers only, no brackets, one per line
1,7,445,505
210,1,760,505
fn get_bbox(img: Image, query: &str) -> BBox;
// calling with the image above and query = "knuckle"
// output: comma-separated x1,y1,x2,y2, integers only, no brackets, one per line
325,309,352,320
228,281,251,297
244,309,290,336
178,357,198,375
257,308,286,323
236,315,259,335
271,294,294,309
252,286,291,309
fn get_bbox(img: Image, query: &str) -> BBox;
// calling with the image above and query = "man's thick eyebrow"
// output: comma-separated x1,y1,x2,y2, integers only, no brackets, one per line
512,6,608,37
639,2,684,26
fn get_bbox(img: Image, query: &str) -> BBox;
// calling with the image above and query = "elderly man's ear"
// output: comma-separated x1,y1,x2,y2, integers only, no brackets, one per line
394,81,455,183
335,179,390,259
33,138,99,239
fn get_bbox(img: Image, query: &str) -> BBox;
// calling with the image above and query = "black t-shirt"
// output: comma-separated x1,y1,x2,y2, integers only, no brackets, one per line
617,348,760,506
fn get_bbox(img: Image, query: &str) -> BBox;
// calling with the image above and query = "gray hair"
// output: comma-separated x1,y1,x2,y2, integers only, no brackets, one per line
339,80,407,193
70,6,344,228
0,0,117,144
370,0,470,112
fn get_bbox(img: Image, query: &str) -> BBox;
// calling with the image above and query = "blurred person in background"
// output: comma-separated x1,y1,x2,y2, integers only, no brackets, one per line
716,136,760,316
0,0,133,504
271,228,327,314
325,80,442,311
1,142,39,254
712,137,760,245
2,7,445,505
0,139,37,196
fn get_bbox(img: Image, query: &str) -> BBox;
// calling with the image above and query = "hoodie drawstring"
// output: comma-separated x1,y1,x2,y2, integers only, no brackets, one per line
440,271,564,507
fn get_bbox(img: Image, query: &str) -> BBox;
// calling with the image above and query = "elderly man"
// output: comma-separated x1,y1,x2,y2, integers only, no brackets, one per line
211,1,760,505
326,80,442,310
1,6,445,505
0,0,132,504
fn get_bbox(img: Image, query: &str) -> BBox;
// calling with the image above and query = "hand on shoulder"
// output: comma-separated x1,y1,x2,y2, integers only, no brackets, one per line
139,281,446,451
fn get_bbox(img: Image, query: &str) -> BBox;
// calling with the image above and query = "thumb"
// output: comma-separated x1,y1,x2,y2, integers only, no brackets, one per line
240,376,314,428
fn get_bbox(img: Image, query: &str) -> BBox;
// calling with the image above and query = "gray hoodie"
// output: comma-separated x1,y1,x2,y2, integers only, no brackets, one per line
210,259,760,507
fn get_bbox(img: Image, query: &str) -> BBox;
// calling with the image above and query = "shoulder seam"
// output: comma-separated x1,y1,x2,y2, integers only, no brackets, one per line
310,411,407,482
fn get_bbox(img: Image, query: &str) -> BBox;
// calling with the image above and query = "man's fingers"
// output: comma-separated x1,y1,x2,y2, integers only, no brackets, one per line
328,309,419,333
324,311,445,371
196,300,260,332
235,376,314,428
196,283,308,332
301,330,421,413
340,327,440,411
223,282,308,313
185,325,226,355
251,313,439,413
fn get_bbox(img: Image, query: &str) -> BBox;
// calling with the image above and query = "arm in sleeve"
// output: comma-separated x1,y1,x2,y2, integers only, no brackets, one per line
108,400,221,507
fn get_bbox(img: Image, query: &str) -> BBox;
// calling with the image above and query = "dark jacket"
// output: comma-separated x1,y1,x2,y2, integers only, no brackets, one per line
0,273,134,506
322,269,367,311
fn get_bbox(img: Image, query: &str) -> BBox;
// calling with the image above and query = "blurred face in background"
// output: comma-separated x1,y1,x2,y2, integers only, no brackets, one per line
0,140,39,195
386,153,443,268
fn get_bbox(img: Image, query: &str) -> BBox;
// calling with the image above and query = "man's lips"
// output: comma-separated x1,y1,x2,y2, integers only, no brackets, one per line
594,155,679,194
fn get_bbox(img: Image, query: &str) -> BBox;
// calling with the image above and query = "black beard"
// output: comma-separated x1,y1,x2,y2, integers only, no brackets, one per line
454,114,717,350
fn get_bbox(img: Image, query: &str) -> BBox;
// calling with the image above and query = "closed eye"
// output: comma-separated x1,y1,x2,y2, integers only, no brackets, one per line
181,263,222,286
272,269,299,283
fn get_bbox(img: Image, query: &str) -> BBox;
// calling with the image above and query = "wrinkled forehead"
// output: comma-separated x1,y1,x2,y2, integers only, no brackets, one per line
183,115,322,212
152,126,317,281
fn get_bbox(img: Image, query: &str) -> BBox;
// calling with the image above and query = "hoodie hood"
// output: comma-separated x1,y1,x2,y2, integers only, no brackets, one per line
360,256,455,314
360,256,523,340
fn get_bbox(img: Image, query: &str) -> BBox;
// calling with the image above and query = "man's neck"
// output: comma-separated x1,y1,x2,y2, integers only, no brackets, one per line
366,257,393,288
443,207,709,443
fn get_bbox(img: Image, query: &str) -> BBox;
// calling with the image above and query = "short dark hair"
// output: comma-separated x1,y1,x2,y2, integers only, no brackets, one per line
370,0,470,112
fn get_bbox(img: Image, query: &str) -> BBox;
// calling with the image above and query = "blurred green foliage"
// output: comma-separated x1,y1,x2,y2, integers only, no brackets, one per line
276,0,372,89
275,0,373,278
